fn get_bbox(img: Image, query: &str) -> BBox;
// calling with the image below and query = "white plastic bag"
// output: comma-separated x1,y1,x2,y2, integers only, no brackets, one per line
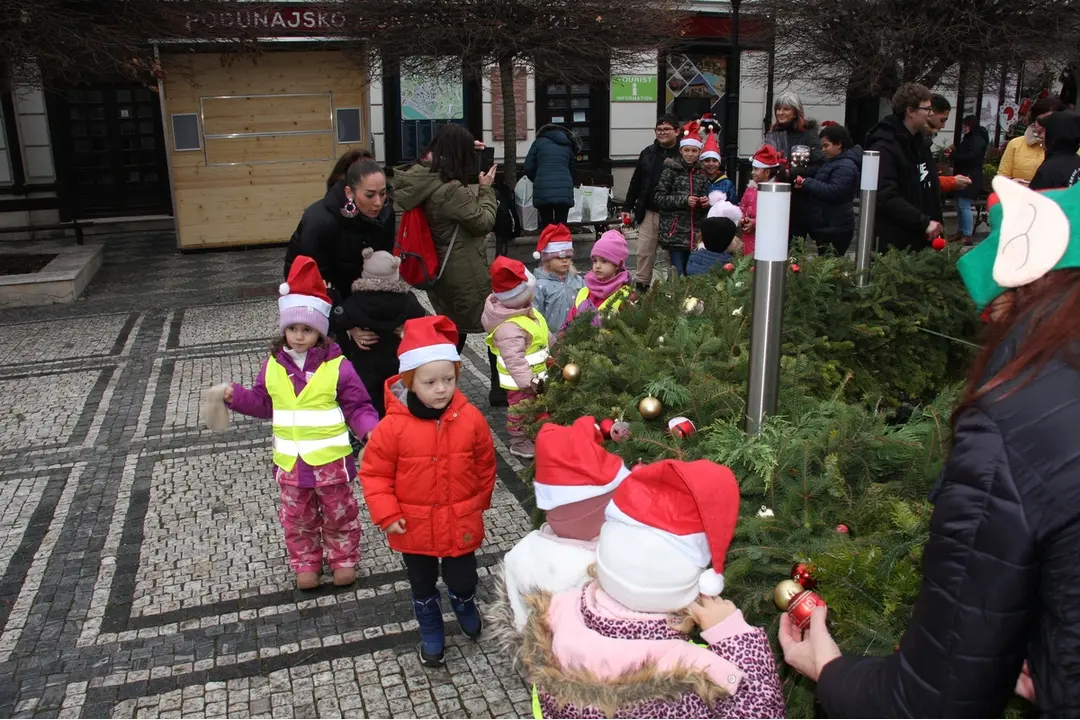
514,176,539,232
579,186,611,223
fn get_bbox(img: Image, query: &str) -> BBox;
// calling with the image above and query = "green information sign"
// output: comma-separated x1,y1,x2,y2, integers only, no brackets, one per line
611,75,658,103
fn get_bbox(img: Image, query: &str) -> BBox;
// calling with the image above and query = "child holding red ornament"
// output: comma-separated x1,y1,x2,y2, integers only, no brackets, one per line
564,230,635,328
489,416,631,648
518,459,785,719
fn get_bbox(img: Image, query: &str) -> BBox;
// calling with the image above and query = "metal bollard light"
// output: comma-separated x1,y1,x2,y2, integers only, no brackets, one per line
745,181,791,435
855,150,880,287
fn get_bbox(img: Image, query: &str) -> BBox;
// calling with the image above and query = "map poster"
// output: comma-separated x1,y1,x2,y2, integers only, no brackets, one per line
401,69,464,121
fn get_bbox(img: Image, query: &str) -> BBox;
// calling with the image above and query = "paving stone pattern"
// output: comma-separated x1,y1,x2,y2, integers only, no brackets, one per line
0,233,536,718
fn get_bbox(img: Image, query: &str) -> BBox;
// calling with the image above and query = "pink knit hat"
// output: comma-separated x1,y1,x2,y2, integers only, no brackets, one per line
591,230,629,268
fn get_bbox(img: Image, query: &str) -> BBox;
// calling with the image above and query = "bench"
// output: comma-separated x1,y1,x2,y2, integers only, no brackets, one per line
0,219,91,245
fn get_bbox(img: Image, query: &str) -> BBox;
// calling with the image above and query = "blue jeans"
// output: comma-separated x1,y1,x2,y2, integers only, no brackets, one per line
956,196,974,237
669,249,690,277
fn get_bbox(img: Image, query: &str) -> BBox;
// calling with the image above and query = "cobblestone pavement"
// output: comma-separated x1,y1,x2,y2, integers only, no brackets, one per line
0,232,536,718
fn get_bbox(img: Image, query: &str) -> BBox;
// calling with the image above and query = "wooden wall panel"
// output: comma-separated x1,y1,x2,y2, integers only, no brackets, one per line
160,50,370,249
204,133,335,166
201,94,333,136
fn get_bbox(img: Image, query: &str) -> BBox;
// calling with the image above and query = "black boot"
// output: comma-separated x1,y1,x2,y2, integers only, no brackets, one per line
448,589,483,639
488,351,508,407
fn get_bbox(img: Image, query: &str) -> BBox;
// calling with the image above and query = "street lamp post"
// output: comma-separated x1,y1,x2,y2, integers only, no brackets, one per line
725,0,741,185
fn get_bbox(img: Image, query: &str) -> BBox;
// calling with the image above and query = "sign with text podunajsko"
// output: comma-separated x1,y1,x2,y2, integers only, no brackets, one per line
611,76,658,103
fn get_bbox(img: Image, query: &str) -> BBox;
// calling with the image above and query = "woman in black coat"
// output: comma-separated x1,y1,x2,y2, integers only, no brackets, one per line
284,158,395,353
763,92,825,240
796,123,861,256
779,178,1080,715
524,124,579,231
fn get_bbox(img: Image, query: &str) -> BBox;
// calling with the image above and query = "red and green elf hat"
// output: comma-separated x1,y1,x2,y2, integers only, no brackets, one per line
957,176,1080,312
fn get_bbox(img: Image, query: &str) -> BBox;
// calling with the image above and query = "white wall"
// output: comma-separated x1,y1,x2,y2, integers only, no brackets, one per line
13,86,54,184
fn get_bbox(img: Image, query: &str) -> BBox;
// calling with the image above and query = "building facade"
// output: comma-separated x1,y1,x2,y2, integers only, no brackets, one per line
0,2,968,249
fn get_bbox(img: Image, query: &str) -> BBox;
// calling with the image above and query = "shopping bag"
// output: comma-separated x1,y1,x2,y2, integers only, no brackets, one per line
514,176,539,232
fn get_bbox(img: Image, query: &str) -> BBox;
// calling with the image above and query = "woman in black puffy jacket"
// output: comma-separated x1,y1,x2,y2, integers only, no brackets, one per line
779,177,1080,716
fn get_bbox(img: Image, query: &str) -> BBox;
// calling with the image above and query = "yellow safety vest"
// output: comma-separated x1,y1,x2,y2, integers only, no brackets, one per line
265,355,352,472
485,314,550,391
574,285,630,317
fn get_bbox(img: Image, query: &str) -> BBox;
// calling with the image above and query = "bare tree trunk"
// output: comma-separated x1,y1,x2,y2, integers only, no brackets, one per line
499,55,518,187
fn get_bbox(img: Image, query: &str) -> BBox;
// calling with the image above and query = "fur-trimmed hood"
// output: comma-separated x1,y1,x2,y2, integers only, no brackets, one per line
520,590,732,718
351,275,412,294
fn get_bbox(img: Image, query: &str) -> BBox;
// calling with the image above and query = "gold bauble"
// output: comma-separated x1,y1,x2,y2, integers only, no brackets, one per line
774,579,805,611
638,396,663,420
562,363,582,382
682,296,705,315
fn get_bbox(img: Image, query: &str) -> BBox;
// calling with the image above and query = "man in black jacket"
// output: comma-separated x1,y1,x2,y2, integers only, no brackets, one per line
622,114,681,292
1029,110,1080,190
864,83,944,251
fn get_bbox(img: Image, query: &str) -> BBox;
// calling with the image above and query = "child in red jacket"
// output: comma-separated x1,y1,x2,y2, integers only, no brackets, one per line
360,315,497,668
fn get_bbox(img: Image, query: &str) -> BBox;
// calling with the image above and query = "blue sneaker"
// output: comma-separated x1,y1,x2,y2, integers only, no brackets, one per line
448,589,483,639
411,594,445,666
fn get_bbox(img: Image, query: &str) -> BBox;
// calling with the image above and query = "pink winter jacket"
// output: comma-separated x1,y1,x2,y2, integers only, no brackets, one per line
523,582,786,719
481,295,549,390
739,181,758,257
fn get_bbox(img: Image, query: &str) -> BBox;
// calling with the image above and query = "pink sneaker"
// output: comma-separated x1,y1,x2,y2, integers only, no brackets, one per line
509,437,535,459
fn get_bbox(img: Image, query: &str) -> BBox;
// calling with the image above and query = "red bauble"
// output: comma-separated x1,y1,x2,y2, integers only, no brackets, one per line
791,562,817,589
667,416,697,439
622,215,632,226
788,589,826,630
546,356,556,368
723,262,736,272
790,263,801,273
535,412,552,423
835,523,850,535
598,418,616,440
932,236,947,251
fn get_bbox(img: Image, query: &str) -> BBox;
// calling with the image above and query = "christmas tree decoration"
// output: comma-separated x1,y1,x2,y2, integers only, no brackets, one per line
610,420,632,443
932,236,947,251
774,579,804,610
790,263,801,273
535,412,552,423
657,335,665,345
598,417,616,440
682,296,705,315
836,523,850,535
723,262,736,272
791,563,818,589
562,363,582,383
787,587,827,630
638,396,663,419
622,214,633,226
667,416,697,439
522,245,977,717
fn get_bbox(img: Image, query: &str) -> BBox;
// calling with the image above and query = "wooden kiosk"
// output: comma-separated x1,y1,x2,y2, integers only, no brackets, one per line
158,50,371,249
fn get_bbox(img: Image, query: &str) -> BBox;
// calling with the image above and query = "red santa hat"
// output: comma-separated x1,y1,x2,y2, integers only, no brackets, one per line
279,256,332,336
596,459,739,613
700,126,722,161
533,416,631,510
490,256,535,304
534,223,575,260
397,315,460,373
680,120,703,149
752,144,783,169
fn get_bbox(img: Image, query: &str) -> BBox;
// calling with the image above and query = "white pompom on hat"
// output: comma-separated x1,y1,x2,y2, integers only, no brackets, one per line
595,459,739,613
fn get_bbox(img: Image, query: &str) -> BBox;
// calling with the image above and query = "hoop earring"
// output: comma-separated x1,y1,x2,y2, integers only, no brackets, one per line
341,198,358,218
